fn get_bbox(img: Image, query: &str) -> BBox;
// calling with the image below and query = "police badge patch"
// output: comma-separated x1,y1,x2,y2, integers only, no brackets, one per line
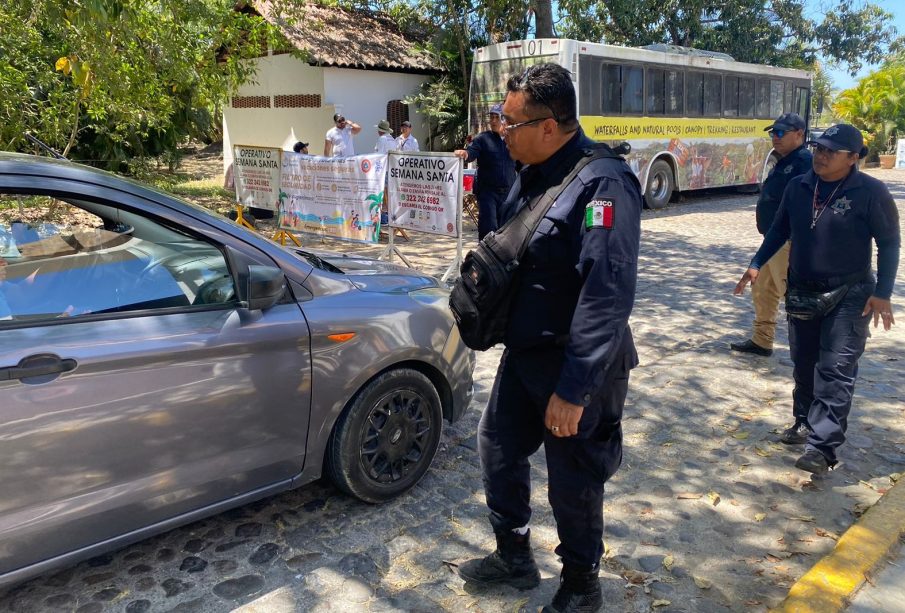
831,196,852,215
585,199,615,229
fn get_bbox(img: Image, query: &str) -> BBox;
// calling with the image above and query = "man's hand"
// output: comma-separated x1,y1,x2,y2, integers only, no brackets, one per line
862,296,895,331
734,268,759,295
544,393,584,438
453,149,468,160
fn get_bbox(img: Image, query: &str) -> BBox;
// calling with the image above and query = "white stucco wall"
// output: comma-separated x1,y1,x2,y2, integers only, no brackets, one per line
223,53,431,174
322,67,427,155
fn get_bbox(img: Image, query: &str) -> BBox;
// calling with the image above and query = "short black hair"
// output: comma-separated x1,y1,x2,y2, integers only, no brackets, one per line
293,141,308,153
506,63,578,132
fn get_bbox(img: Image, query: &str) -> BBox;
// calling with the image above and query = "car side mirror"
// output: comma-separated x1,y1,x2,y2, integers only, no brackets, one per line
246,265,286,311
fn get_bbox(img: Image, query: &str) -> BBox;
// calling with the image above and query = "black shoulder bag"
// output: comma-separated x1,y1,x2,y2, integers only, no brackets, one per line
449,144,623,351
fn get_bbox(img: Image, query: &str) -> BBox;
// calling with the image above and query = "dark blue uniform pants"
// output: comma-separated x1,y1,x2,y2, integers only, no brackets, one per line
478,346,628,569
476,189,506,240
789,279,873,463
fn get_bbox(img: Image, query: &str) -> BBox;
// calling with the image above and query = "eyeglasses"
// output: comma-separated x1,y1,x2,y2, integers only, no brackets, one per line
768,129,787,139
500,116,553,132
811,144,850,155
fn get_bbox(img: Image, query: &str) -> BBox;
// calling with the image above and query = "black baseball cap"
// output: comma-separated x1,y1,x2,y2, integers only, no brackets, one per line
764,112,806,132
809,123,868,158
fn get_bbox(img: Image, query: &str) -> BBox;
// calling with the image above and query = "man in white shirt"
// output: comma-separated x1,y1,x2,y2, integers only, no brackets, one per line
395,121,420,152
324,114,361,157
374,120,396,155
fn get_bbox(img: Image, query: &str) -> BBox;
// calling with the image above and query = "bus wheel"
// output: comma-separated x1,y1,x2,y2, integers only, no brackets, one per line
644,160,674,210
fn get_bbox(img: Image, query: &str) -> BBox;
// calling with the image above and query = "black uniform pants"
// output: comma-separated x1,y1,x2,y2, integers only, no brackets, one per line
789,279,874,463
476,189,506,240
478,346,629,569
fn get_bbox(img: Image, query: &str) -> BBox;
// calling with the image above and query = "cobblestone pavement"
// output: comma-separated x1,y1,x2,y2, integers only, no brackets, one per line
2,170,903,613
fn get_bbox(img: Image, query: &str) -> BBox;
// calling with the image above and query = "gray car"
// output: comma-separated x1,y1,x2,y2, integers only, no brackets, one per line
0,153,474,589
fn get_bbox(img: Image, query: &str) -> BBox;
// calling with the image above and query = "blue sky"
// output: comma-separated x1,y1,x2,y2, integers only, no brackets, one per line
810,0,902,91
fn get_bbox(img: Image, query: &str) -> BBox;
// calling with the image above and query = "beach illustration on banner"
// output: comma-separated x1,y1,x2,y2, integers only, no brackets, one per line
278,153,387,243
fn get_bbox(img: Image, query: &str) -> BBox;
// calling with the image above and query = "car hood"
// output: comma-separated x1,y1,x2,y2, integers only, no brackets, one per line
291,249,440,293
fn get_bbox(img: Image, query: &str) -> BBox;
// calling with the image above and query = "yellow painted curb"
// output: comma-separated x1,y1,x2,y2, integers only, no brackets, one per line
772,476,905,612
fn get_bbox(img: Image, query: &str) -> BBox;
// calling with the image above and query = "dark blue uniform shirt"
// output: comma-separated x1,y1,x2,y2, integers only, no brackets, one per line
500,130,642,406
752,168,901,298
465,131,516,194
756,145,812,235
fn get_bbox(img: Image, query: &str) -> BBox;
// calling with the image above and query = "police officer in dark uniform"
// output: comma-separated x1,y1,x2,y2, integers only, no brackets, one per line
735,124,900,474
455,104,517,239
731,113,811,358
457,63,642,613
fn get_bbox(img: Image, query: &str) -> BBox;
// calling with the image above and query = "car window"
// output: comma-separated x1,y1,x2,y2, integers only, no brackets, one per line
0,193,237,325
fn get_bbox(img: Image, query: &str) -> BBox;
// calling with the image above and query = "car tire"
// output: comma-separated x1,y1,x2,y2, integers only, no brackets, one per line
644,159,674,210
326,368,442,503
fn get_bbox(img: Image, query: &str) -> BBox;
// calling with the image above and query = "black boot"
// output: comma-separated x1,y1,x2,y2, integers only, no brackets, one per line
542,564,603,613
458,529,540,590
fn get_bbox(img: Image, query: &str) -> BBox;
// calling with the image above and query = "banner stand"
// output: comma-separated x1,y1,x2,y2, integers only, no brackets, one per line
378,228,414,267
272,229,301,247
380,151,465,283
233,204,257,231
439,170,464,284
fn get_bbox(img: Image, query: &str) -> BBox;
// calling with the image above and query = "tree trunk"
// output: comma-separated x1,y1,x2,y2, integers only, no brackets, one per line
532,0,554,38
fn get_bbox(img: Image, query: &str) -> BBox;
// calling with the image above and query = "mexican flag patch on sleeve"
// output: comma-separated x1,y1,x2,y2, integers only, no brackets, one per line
585,199,614,229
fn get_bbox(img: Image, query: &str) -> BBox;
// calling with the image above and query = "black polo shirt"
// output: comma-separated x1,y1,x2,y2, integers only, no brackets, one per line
757,145,812,235
464,130,516,194
751,168,901,298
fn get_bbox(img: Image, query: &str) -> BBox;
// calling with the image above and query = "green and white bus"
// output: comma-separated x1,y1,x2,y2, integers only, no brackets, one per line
469,38,812,208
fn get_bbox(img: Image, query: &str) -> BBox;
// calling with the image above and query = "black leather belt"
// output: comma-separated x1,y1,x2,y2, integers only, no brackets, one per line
789,270,872,292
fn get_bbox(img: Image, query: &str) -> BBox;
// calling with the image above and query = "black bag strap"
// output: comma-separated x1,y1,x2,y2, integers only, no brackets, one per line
486,144,624,269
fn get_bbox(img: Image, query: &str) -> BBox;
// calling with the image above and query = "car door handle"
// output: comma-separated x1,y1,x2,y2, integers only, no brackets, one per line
0,354,78,382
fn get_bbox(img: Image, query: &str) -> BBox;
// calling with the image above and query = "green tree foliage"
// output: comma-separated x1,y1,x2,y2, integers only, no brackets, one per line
834,63,905,155
0,0,279,169
557,0,899,75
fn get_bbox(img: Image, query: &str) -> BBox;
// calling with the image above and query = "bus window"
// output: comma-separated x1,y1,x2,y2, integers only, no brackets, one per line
795,86,809,118
756,79,771,118
703,73,722,117
666,70,683,116
602,64,621,113
687,71,703,117
579,56,602,116
724,75,739,117
739,77,755,117
646,68,665,114
623,66,643,114
770,80,784,116
785,81,794,113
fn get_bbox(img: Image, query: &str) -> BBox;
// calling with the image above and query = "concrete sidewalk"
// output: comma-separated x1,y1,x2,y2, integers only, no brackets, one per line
774,477,905,612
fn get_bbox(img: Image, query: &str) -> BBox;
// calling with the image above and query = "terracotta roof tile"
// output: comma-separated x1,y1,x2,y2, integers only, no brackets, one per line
246,1,439,72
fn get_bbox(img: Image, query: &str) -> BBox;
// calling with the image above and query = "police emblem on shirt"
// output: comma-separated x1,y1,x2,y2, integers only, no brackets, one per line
831,196,851,215
585,199,614,229
783,165,793,174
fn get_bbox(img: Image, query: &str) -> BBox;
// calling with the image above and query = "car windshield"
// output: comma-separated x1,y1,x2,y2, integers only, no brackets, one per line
1,194,234,323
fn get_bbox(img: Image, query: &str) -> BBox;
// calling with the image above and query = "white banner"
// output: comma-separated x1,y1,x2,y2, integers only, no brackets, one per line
232,145,282,210
896,138,905,169
278,153,388,244
386,152,461,237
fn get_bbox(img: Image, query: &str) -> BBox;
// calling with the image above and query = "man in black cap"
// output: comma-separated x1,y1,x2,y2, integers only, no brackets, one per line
292,141,309,154
395,120,419,151
454,104,517,239
735,123,900,474
731,113,811,359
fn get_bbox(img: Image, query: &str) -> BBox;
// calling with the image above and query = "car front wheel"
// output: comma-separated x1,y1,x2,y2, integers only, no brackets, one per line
326,368,442,503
